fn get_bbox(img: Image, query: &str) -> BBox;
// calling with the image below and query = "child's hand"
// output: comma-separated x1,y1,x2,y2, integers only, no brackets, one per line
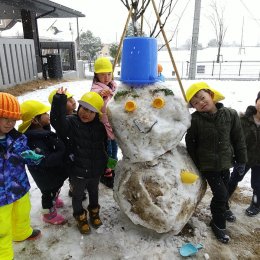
235,163,246,176
57,87,67,95
101,88,110,96
20,150,44,165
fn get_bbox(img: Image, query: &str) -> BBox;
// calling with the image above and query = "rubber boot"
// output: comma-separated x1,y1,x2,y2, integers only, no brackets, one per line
210,220,230,244
42,207,67,225
74,210,90,234
88,205,102,228
26,229,41,240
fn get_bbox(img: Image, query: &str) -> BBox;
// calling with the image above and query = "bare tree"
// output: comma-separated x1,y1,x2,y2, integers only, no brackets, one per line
208,0,227,63
120,0,178,38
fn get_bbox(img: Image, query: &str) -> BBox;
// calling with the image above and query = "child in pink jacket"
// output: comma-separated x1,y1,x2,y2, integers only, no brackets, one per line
91,57,117,188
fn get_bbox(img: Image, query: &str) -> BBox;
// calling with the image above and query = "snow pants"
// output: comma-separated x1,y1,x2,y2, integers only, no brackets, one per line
70,176,99,216
0,192,33,260
202,170,230,229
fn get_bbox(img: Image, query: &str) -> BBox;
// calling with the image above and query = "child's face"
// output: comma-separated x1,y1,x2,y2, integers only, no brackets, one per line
96,72,112,85
78,106,96,123
256,99,260,113
0,117,16,135
66,97,76,115
190,90,217,113
34,113,50,127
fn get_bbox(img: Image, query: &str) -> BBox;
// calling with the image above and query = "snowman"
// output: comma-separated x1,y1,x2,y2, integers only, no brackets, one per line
107,37,206,234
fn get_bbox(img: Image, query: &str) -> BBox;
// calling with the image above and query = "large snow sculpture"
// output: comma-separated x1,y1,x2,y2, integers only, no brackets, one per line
107,37,206,234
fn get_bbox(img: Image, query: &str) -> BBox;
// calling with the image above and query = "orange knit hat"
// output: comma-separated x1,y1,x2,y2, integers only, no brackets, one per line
0,92,21,120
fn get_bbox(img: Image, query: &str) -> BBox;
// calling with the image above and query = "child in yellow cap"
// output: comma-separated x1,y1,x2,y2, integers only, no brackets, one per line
185,82,247,244
49,89,82,199
0,93,42,260
91,57,118,188
50,87,108,234
48,89,76,115
18,100,67,225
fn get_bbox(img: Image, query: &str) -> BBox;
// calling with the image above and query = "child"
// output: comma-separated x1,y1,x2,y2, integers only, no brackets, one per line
50,88,108,234
48,89,76,115
91,57,118,188
228,91,260,216
48,89,82,198
0,93,41,260
185,82,247,244
18,100,67,225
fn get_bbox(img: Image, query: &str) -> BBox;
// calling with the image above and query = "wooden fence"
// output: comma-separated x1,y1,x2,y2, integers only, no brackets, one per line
0,38,37,89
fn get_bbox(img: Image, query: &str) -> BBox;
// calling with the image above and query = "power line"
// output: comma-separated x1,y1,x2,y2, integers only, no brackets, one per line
239,0,260,28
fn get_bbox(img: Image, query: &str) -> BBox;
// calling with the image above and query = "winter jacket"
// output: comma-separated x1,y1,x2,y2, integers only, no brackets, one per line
50,93,108,179
185,103,247,172
91,81,117,140
24,127,67,191
240,106,260,167
0,129,31,206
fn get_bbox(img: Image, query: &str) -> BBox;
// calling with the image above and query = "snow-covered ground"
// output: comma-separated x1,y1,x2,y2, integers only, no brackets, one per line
12,79,259,259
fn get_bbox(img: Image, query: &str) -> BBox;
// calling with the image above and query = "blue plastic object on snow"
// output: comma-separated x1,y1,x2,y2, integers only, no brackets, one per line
179,243,203,257
120,37,158,85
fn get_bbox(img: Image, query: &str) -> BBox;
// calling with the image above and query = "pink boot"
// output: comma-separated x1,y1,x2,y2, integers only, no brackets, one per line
42,207,67,225
55,196,64,208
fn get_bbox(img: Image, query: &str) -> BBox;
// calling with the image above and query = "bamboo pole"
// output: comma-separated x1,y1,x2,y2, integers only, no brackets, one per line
140,0,144,34
151,0,187,101
112,5,133,72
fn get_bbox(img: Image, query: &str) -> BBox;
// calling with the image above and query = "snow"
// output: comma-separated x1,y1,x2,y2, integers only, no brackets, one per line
12,78,260,259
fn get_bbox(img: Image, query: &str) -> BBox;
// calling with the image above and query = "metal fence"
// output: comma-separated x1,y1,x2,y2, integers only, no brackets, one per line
183,60,260,80
0,38,37,89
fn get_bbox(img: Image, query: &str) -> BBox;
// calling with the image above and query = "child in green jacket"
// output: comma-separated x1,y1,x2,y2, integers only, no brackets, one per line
185,82,247,244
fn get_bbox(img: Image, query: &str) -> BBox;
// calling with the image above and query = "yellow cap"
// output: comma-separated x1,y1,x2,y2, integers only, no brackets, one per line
94,57,113,74
185,82,225,103
48,89,73,104
78,92,104,115
18,100,50,133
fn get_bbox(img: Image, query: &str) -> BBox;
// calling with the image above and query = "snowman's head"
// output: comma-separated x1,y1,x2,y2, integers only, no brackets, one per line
107,83,191,162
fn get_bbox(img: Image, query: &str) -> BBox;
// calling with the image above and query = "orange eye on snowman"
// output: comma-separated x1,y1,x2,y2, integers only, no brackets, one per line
125,100,137,112
152,97,165,109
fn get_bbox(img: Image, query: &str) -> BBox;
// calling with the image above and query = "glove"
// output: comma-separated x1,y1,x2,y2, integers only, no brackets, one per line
235,163,246,176
20,150,44,165
107,157,117,170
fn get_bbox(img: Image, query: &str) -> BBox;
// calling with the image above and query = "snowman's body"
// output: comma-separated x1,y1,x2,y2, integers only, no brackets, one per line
107,83,206,234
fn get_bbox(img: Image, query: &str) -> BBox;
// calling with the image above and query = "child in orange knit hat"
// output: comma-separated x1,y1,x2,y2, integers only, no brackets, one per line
0,93,43,260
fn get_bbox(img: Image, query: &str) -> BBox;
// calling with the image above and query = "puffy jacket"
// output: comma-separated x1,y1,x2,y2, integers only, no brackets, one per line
0,129,31,206
91,81,117,140
50,94,108,179
24,127,67,191
240,106,260,167
185,103,247,172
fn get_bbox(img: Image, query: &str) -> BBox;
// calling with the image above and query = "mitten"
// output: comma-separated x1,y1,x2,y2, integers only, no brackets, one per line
107,157,117,170
20,150,44,165
235,163,246,176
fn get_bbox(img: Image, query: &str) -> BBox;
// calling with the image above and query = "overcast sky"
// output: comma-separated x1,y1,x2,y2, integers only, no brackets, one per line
2,0,260,47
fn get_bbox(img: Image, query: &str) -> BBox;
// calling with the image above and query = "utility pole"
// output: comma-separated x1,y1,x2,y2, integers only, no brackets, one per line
188,0,201,79
239,16,245,54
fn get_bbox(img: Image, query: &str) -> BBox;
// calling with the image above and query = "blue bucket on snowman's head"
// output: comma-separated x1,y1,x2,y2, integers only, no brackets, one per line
120,37,158,85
